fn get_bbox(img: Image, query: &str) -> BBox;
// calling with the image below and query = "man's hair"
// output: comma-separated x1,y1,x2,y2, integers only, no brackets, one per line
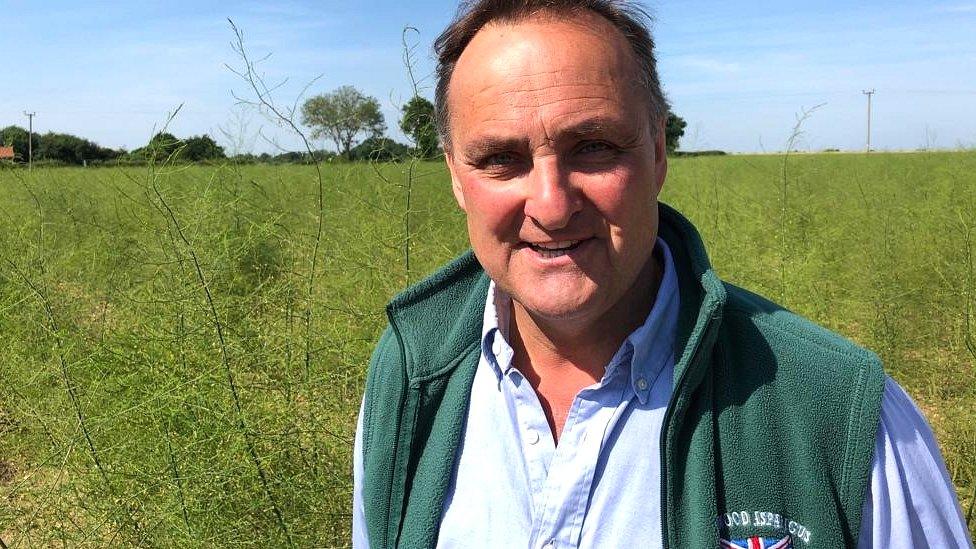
433,0,669,148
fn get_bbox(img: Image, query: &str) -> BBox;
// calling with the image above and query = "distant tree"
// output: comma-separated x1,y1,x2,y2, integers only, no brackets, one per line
349,136,411,162
147,132,181,159
274,151,307,163
1,125,38,162
36,132,121,164
301,85,386,159
399,96,439,159
129,132,215,162
665,112,687,154
182,135,226,161
311,150,337,163
129,132,180,161
268,150,335,164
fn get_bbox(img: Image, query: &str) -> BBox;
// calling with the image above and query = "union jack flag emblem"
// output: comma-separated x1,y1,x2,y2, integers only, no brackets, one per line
720,534,793,549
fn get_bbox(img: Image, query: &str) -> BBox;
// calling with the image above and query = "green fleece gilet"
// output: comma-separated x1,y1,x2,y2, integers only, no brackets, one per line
361,204,885,548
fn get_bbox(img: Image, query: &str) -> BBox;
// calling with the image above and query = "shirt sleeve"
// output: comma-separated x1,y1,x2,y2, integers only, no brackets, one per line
858,376,973,548
353,398,370,549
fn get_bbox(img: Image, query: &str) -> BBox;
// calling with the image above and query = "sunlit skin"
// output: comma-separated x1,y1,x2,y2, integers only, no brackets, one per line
444,12,668,442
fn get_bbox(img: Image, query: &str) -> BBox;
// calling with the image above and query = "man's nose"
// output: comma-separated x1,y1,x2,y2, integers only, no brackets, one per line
523,157,581,230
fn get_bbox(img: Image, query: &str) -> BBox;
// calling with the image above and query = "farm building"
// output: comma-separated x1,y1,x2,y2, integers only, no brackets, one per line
0,146,15,161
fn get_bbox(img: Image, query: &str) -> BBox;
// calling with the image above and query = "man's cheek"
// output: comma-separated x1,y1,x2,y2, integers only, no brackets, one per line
469,192,525,233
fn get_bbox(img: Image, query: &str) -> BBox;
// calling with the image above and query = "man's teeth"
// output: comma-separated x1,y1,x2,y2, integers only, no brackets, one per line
530,240,581,258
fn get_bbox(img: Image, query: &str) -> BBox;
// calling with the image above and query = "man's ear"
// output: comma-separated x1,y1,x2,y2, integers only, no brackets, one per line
652,117,668,197
445,150,467,211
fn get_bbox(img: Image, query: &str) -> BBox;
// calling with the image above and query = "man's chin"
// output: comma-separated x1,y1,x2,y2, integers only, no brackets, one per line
510,292,599,325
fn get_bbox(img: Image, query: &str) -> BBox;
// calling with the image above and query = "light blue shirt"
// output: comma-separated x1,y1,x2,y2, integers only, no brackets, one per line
353,239,972,548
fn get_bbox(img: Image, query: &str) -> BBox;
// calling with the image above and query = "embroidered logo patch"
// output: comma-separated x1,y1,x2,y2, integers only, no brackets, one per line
720,534,793,549
718,511,813,545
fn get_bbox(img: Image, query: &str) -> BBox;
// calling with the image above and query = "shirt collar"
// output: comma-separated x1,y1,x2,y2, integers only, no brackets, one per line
619,237,680,404
481,281,512,381
480,237,680,403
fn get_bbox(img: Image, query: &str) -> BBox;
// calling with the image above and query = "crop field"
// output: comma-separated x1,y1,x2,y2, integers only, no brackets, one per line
1,151,974,546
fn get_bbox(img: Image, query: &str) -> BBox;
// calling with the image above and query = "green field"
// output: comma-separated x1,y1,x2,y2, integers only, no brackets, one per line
1,152,974,545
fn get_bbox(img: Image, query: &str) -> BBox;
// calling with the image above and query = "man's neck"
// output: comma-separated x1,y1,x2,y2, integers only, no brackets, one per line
508,251,663,441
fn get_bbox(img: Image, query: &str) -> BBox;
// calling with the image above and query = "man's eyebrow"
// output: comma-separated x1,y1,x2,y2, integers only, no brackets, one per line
462,136,525,159
557,117,631,139
561,119,610,138
460,118,639,159
558,117,647,149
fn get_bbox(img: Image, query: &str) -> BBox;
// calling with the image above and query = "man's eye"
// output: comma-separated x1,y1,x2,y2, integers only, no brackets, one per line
577,141,613,154
483,152,518,166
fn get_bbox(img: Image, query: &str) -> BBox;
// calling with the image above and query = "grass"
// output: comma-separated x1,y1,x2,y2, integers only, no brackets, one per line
0,151,974,545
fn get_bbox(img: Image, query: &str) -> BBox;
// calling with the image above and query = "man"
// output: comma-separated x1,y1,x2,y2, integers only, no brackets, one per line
354,1,972,547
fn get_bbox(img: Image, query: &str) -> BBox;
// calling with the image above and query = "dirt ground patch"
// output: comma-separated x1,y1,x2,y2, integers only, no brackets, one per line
0,460,15,484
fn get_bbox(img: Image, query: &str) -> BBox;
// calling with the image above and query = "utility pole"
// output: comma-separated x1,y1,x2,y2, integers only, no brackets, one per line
23,111,36,170
861,90,874,153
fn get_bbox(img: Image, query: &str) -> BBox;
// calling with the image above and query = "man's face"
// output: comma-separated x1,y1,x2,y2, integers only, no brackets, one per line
444,12,667,326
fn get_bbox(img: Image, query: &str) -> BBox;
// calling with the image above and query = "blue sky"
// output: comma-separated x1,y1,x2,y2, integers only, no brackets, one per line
1,0,974,153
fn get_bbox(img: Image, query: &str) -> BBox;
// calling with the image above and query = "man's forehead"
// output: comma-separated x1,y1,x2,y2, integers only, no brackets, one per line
461,10,633,68
450,14,638,100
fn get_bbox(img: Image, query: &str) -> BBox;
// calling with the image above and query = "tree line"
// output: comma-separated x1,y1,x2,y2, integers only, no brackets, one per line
299,87,440,161
0,126,228,166
2,86,684,167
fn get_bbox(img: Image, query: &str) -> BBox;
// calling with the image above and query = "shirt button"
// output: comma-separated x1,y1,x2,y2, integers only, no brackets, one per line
637,377,648,391
527,430,540,445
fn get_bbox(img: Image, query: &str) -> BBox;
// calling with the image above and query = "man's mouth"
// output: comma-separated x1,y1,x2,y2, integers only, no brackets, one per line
527,240,584,259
